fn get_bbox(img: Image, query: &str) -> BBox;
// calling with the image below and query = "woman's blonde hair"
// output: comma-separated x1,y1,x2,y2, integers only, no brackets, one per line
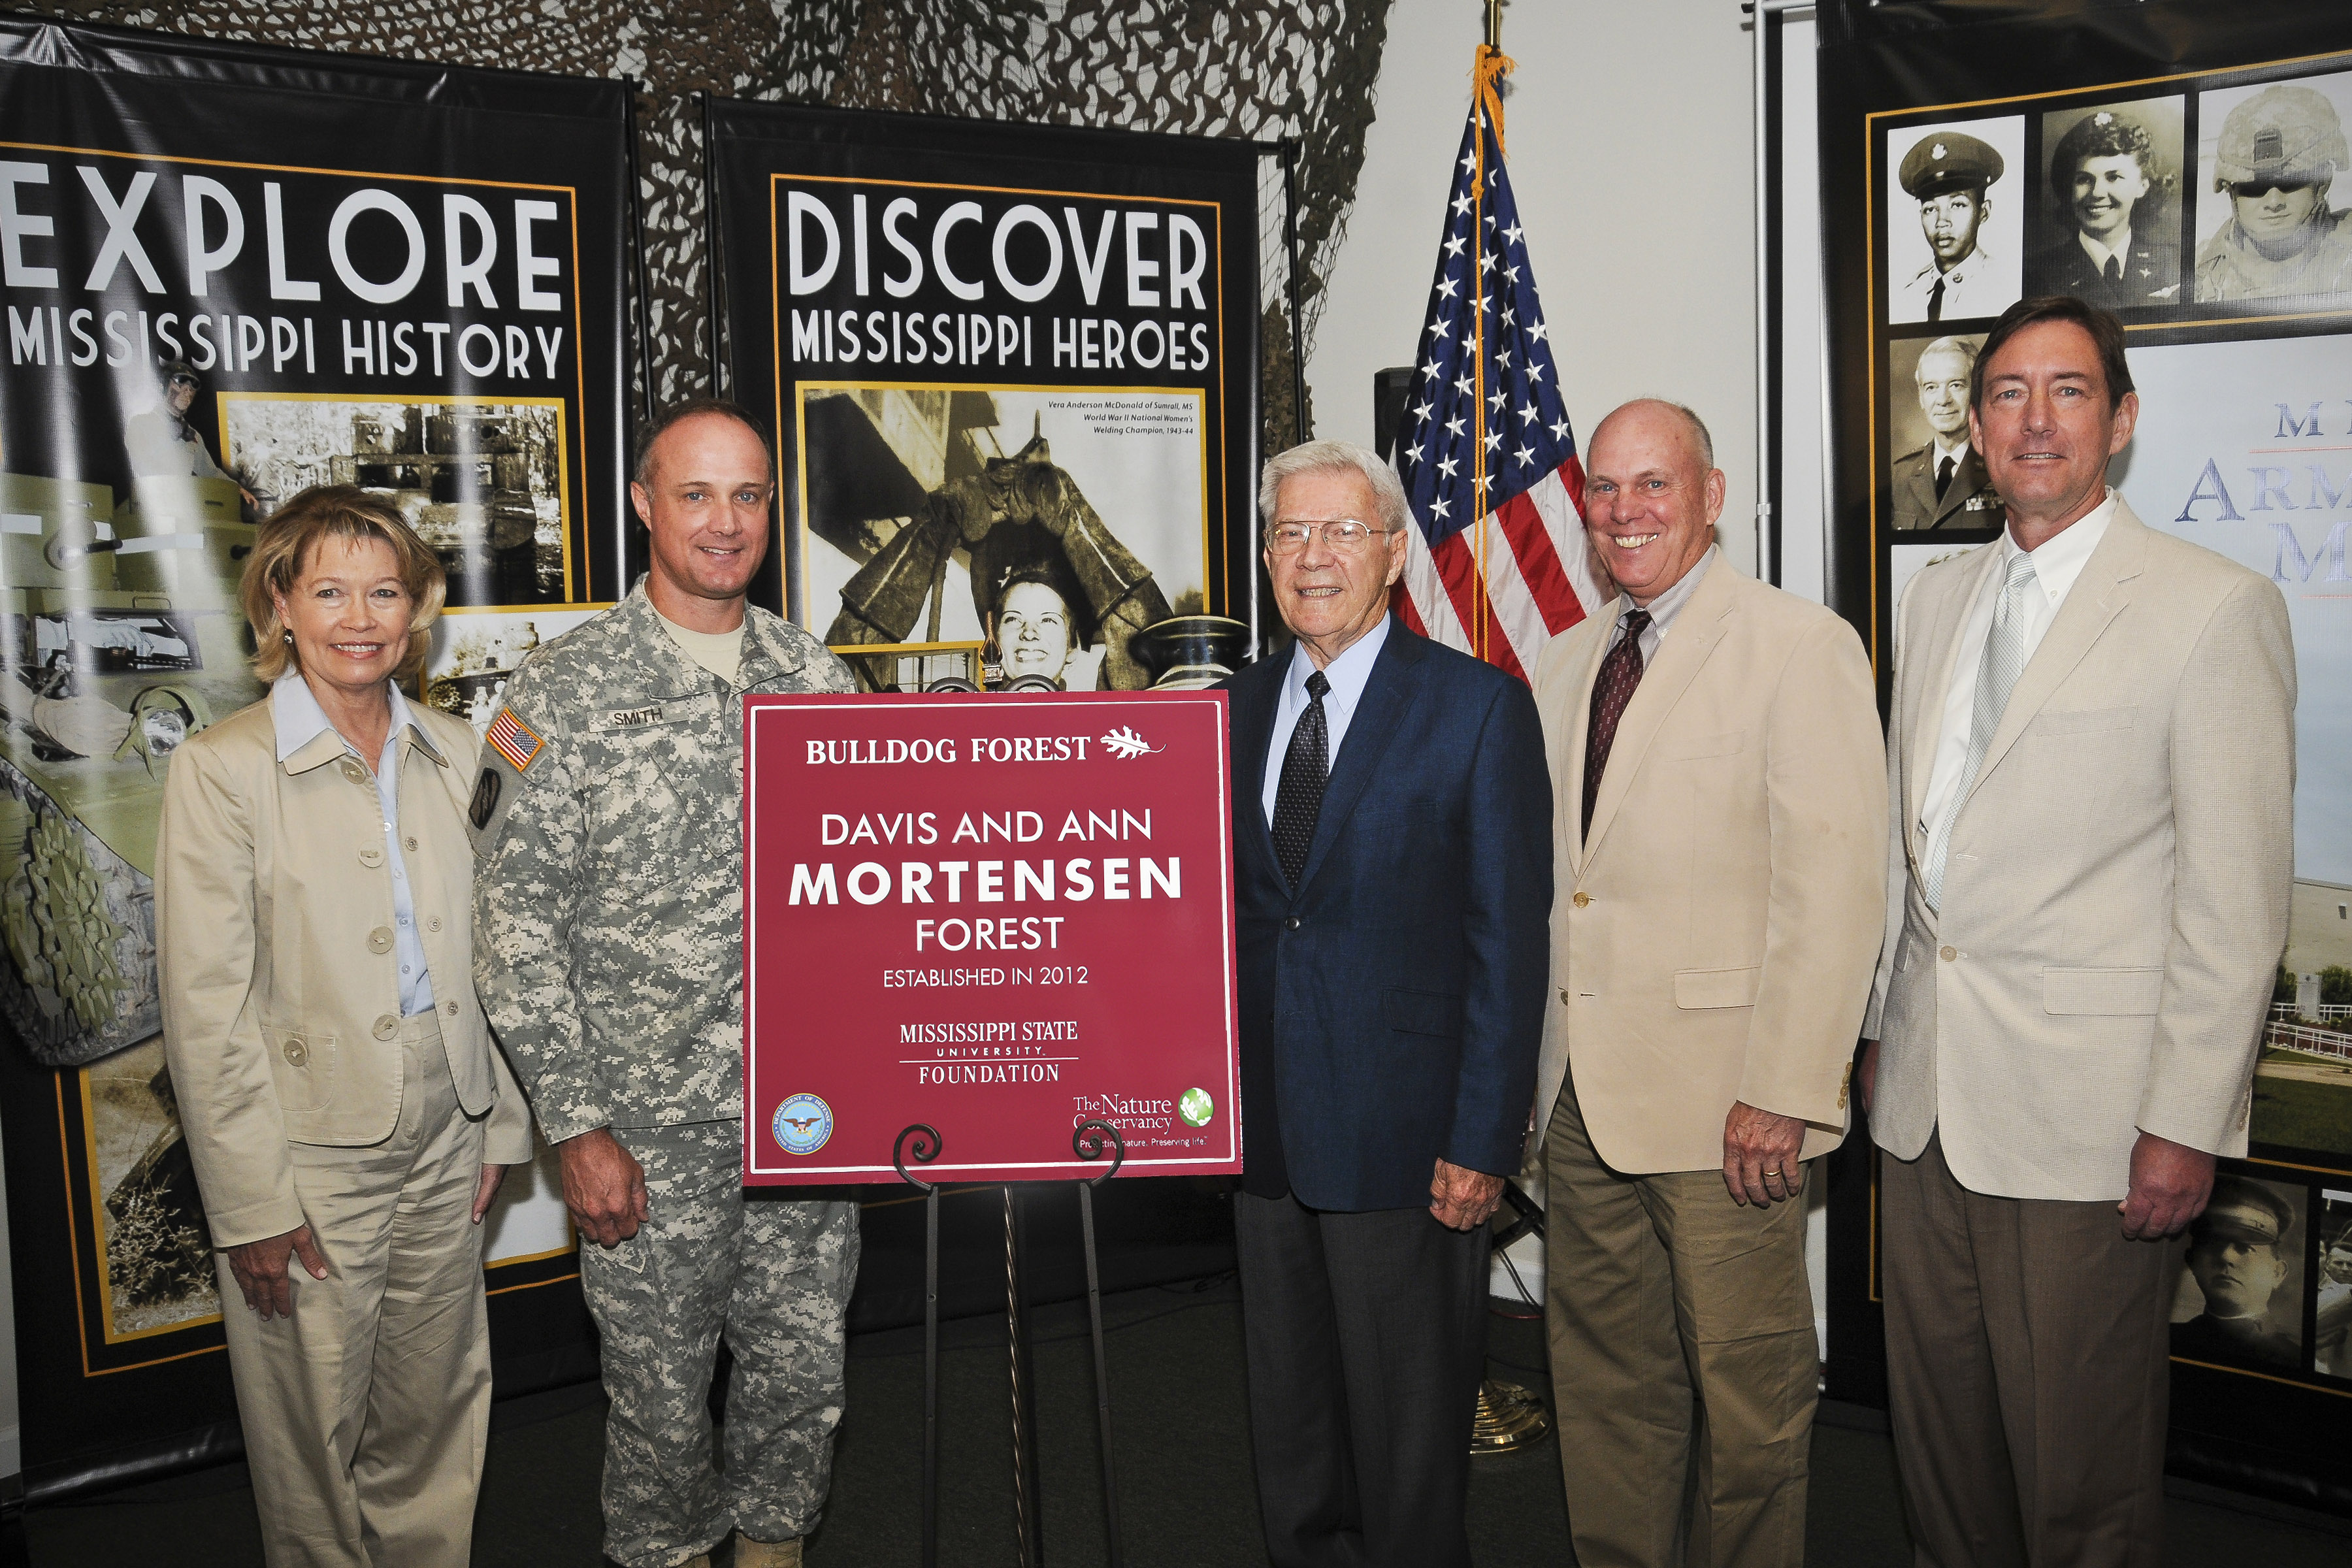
240,486,446,685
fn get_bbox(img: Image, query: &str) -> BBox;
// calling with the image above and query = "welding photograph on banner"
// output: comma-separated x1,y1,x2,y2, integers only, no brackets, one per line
703,100,1262,697
0,19,629,1384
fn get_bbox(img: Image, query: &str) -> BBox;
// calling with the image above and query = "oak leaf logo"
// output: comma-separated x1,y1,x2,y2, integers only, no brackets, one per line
1101,726,1162,759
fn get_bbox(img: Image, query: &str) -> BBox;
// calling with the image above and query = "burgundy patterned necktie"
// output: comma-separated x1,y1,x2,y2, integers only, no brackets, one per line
1582,610,1652,837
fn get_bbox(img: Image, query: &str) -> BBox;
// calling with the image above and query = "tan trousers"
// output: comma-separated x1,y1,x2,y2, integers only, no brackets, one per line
1880,1133,2178,1568
1544,1077,1817,1568
215,1017,493,1568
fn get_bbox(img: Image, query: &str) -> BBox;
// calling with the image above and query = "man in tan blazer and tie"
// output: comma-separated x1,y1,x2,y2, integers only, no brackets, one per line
1860,295,2295,1567
1533,399,1887,1567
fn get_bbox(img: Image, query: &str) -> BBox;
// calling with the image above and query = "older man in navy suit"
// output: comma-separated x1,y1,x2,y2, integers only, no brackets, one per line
1220,440,1552,1568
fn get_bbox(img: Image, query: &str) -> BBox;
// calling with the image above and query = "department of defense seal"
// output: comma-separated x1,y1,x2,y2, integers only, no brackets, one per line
772,1092,834,1155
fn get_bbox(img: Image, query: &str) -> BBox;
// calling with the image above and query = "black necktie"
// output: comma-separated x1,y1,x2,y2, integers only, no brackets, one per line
2104,253,2123,285
1582,611,1652,837
1271,670,1331,888
1935,454,1955,502
1927,276,1945,321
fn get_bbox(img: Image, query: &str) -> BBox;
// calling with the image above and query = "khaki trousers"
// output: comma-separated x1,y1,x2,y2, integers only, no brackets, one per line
1544,1077,1817,1568
1880,1133,2178,1568
216,1017,493,1568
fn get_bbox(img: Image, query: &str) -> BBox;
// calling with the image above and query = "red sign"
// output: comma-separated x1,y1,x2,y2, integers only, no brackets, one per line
743,691,1240,1184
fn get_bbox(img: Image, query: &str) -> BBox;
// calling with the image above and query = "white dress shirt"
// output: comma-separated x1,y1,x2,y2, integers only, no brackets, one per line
272,674,438,1017
1262,614,1391,828
2078,225,2132,276
1917,489,2117,849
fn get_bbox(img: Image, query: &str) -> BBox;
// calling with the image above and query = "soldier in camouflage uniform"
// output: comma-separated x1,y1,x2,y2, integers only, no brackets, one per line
472,401,860,1568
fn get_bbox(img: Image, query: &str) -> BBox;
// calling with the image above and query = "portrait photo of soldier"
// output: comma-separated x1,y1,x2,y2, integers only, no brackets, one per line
1887,335,2003,532
2194,76,2352,307
1887,120,2024,324
2171,1173,2306,1370
2029,102,2185,310
2319,1193,2352,1380
798,387,1209,692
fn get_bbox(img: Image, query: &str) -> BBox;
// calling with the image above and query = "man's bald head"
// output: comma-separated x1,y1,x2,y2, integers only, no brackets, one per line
1591,399,1714,471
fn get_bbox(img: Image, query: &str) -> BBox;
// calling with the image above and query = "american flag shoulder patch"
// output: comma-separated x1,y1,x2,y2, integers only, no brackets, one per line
485,707,544,772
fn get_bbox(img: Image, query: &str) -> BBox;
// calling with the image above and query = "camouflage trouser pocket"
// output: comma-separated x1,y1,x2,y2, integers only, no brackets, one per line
582,1226,649,1277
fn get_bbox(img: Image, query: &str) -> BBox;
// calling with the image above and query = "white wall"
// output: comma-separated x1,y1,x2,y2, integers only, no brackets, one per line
1315,0,1838,1356
1308,0,1765,574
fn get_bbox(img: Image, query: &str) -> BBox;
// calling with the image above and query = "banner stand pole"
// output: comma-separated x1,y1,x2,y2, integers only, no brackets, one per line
889,1121,1133,1568
892,1125,945,1568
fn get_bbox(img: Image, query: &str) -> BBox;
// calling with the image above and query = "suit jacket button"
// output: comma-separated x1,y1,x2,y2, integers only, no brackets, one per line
404,836,419,853
1284,917,1301,931
368,926,395,954
427,915,442,933
282,1039,308,1066
338,759,366,784
359,845,385,868
373,1014,399,1041
1571,891,1592,907
445,999,459,1017
1939,945,1957,961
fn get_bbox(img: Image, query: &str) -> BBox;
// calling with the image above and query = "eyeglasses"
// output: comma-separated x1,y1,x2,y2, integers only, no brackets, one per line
2227,180,2316,199
1264,518,1387,553
167,374,199,388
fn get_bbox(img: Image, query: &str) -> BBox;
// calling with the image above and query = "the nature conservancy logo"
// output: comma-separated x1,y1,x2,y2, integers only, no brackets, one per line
1179,1087,1215,1127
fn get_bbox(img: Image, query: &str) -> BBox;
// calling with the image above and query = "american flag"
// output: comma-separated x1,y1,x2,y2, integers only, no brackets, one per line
1394,48,1608,679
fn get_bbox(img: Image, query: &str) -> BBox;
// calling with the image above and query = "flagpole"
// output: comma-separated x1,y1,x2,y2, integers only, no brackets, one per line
1751,0,1774,584
1748,1,1810,585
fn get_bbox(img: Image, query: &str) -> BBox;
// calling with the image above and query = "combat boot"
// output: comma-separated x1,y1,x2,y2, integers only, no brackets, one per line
732,1535,803,1567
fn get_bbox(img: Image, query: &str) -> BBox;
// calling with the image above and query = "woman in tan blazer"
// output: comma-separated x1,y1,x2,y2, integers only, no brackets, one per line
157,485,532,1567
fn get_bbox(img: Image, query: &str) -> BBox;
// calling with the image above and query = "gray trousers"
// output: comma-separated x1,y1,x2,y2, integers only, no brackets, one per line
1234,1188,1489,1568
579,1132,860,1568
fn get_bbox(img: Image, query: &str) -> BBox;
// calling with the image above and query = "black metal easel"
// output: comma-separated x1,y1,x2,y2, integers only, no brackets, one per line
894,1118,1129,1568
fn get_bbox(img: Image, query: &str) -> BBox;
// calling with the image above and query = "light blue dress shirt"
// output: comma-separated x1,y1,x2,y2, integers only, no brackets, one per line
1260,614,1392,828
272,674,437,1017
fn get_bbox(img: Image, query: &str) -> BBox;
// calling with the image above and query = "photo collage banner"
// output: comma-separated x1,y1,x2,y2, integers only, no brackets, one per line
0,18,631,1494
1817,0,2352,1511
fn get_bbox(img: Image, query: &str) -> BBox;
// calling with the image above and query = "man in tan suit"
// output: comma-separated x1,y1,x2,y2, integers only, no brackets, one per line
1861,295,2295,1567
1533,400,1887,1568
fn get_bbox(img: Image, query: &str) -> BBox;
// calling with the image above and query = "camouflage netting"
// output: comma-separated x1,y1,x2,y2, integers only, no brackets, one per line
28,0,1396,450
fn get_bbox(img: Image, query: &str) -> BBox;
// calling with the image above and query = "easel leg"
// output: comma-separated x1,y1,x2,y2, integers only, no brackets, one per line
1005,1184,1043,1568
923,1181,940,1568
894,1124,944,1568
1078,1177,1124,1567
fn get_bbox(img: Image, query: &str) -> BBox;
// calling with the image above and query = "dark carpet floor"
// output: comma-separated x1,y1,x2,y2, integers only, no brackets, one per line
10,1277,2351,1566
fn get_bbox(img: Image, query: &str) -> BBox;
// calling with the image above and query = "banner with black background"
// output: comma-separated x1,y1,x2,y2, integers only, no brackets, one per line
705,101,1260,696
0,18,629,1495
1817,0,2352,1513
